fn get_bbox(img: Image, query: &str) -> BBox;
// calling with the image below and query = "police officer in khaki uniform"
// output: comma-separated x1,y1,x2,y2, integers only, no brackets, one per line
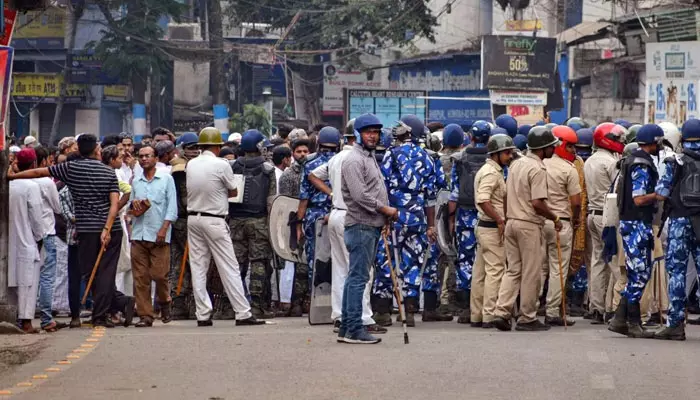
492,126,563,332
186,127,264,327
540,126,582,327
470,134,515,327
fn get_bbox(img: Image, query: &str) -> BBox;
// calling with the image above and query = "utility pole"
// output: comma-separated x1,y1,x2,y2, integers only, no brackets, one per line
0,149,15,323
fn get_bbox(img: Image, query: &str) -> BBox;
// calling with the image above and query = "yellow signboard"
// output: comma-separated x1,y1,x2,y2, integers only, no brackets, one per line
505,20,543,32
14,8,65,39
12,73,86,103
104,85,130,102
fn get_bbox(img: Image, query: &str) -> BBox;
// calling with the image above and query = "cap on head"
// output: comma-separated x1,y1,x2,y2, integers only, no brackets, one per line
495,114,518,137
16,148,37,165
24,136,37,146
198,127,224,146
487,133,516,155
636,124,665,145
240,129,265,152
442,124,464,148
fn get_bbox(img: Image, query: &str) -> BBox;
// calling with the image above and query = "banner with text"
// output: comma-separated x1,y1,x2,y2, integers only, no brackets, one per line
324,63,383,116
0,46,12,149
345,89,427,128
12,73,86,103
481,35,557,92
489,90,547,106
12,8,65,50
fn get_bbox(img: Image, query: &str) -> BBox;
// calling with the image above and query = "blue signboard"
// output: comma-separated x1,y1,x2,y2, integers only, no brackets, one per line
251,63,287,99
67,51,122,85
347,89,427,128
427,90,491,126
549,54,569,124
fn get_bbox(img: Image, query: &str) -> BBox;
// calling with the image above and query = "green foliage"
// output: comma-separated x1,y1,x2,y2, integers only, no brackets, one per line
225,0,437,68
87,0,188,84
229,104,272,136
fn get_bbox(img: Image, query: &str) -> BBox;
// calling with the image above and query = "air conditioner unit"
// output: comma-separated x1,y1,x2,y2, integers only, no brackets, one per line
167,23,202,41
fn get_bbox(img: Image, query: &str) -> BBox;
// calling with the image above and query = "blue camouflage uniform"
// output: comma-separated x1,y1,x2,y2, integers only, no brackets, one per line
620,164,655,304
656,142,700,327
299,151,336,280
571,265,588,293
422,154,448,293
449,143,487,291
373,142,437,300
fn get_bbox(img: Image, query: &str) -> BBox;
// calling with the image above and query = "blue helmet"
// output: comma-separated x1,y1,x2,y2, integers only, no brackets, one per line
376,128,393,150
575,128,594,147
535,120,546,126
471,120,491,142
443,124,464,148
614,119,632,129
240,129,265,152
495,114,518,137
681,118,700,141
490,127,508,136
354,114,383,132
318,126,341,147
513,134,528,151
636,124,664,145
398,114,426,142
178,132,199,147
517,124,532,137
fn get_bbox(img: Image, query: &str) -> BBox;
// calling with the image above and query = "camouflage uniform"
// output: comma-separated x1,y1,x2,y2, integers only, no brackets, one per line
169,158,194,319
373,143,436,300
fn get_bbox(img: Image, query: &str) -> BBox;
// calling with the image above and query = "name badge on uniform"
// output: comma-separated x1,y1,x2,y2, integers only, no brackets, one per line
228,174,245,203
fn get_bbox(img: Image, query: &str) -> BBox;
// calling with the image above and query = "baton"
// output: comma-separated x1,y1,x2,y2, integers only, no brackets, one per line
176,242,189,296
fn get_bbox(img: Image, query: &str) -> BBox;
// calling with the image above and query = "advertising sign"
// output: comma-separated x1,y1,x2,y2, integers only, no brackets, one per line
12,8,66,49
481,35,557,92
12,73,86,103
345,89,427,128
489,90,547,106
427,90,491,125
646,41,700,81
0,46,13,149
324,63,382,116
104,85,130,102
68,51,121,85
0,8,17,46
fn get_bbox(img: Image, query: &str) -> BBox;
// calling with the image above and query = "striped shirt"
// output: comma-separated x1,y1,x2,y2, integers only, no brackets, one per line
341,144,389,228
49,158,121,234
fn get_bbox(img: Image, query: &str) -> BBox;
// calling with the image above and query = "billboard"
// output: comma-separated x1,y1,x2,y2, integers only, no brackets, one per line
0,46,13,149
345,89,427,128
427,90,491,125
12,73,86,103
324,63,382,116
481,35,557,92
12,8,65,49
645,42,700,124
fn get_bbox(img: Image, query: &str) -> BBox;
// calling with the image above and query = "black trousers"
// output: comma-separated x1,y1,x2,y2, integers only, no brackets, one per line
68,244,81,319
77,231,128,322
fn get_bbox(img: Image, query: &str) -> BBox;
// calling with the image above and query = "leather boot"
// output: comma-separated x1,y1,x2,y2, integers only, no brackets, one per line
626,301,655,339
251,297,274,319
275,302,291,317
399,297,417,327
654,324,686,341
372,297,393,327
422,292,453,322
568,291,586,317
608,296,629,336
454,290,469,314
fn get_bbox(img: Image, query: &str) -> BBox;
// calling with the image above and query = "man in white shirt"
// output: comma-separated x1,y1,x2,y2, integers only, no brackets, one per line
308,124,383,334
10,149,44,333
271,146,294,314
33,147,65,332
155,140,176,174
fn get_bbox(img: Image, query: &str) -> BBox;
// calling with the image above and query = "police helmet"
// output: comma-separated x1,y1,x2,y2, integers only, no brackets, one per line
636,124,665,145
318,126,341,148
471,120,491,142
517,124,532,137
443,124,464,148
623,142,640,157
495,114,518,137
354,114,383,132
178,132,199,147
345,119,356,137
198,127,224,146
681,118,700,141
659,121,682,151
398,114,425,142
575,128,594,147
513,134,528,151
487,134,516,155
240,129,265,152
626,124,642,144
490,127,509,136
527,126,559,150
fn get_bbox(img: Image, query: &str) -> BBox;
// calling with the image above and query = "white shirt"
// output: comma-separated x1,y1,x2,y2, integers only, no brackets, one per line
275,166,284,195
156,162,171,174
33,177,61,236
119,163,134,184
312,145,353,210
186,150,238,216
9,180,43,287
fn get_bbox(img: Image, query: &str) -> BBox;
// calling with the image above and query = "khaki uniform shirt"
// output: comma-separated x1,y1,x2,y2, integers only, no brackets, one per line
506,152,549,224
543,154,581,219
583,148,619,211
474,158,506,222
186,150,238,216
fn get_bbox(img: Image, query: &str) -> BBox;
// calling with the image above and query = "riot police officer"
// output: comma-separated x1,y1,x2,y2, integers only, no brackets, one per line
229,129,277,319
653,119,700,341
608,124,664,338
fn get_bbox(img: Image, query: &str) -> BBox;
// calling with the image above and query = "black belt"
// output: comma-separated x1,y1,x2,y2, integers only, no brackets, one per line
188,212,226,219
478,220,499,229
588,210,603,216
332,207,347,211
559,217,571,222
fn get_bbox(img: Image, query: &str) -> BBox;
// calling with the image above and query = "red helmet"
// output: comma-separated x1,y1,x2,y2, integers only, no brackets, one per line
552,125,578,161
593,122,625,154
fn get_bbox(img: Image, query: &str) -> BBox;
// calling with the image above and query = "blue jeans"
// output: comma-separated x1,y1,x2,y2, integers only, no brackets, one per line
342,224,381,336
39,235,57,327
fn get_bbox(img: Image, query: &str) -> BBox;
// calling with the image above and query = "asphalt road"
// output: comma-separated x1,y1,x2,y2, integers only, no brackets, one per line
1,317,699,400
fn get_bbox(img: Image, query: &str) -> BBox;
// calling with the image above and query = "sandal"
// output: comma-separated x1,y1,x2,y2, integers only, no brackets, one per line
41,321,59,333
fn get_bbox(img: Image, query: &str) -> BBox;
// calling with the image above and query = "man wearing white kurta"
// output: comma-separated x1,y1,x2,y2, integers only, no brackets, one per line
9,149,45,333
309,133,381,333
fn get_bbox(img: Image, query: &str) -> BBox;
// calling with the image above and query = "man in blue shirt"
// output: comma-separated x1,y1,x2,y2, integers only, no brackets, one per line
130,145,178,327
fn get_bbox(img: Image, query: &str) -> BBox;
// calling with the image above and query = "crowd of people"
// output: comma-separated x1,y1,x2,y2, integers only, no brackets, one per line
4,111,700,345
